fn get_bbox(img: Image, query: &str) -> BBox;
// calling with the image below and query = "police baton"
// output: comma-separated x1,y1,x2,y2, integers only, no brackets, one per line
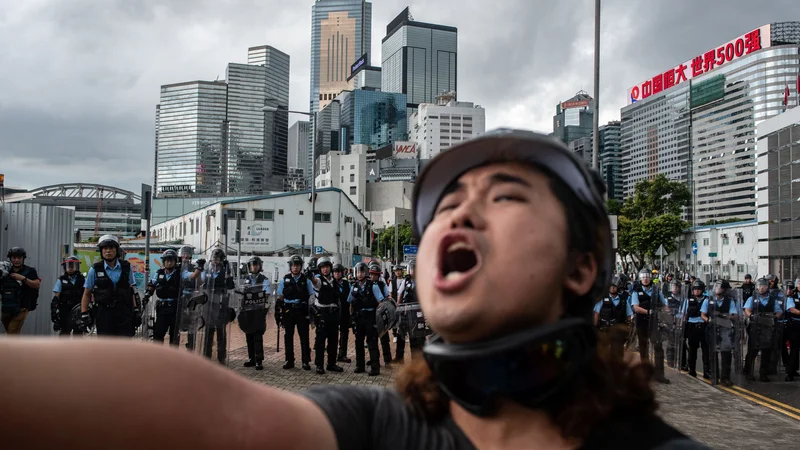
276,322,281,352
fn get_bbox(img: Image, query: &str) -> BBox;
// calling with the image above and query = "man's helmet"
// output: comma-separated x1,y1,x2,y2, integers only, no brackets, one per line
691,280,705,291
97,235,120,250
784,280,795,291
178,245,194,259
766,274,777,284
639,269,652,281
307,257,318,272
248,256,263,271
368,261,382,274
332,263,345,273
162,249,178,261
756,277,769,287
288,255,304,267
210,248,226,261
62,255,81,271
713,279,731,296
394,265,404,272
407,259,415,276
610,275,621,288
317,256,332,269
354,262,369,277
7,247,26,259
670,279,682,289
744,274,752,280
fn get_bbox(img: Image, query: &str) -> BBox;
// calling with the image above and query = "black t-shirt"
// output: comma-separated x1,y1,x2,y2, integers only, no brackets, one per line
304,386,709,450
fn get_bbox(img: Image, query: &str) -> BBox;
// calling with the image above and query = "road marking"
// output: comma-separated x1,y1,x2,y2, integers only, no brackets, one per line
728,385,800,414
685,373,800,421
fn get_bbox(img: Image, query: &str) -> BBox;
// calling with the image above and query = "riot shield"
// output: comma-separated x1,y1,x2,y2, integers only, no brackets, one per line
235,274,270,366
135,291,155,341
200,261,235,366
646,305,667,379
663,285,688,371
706,289,744,387
674,298,690,373
176,263,207,355
746,299,777,381
376,297,398,339
397,303,432,340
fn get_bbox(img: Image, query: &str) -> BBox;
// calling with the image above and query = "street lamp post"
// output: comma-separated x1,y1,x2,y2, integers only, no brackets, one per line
262,106,317,257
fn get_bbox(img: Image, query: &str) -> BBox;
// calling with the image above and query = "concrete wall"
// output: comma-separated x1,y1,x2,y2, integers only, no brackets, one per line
365,180,413,212
0,204,75,336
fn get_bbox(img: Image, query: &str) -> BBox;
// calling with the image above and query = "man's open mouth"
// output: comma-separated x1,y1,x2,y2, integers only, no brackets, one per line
436,233,481,291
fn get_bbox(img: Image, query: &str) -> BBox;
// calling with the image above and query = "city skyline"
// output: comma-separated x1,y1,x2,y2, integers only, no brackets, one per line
0,0,796,193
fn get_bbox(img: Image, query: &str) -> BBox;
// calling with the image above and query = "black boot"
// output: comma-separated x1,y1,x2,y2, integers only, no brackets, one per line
283,361,295,369
326,364,344,372
354,366,365,373
255,361,263,371
302,362,311,371
244,359,256,367
369,368,380,376
316,366,325,375
337,355,352,363
655,375,671,384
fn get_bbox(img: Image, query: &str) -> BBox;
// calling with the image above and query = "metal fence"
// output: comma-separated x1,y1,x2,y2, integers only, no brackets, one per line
0,203,75,336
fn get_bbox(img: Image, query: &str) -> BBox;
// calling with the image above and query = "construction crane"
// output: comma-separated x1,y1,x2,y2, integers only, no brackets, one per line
94,186,104,236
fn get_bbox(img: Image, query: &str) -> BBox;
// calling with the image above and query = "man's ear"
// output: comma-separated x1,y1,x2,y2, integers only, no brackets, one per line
564,252,597,297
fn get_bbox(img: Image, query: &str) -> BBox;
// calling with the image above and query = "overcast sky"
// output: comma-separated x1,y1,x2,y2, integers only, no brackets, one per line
0,0,794,193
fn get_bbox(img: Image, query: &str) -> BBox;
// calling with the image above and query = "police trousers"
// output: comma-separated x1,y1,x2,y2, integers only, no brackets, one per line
355,311,379,371
96,302,134,337
283,304,310,364
57,306,81,336
380,332,392,364
153,301,178,345
203,325,227,364
338,307,351,359
246,333,264,362
395,331,425,360
314,308,339,367
686,322,709,375
785,321,800,375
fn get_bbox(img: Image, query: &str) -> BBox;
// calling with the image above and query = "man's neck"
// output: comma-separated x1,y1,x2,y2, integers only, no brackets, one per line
450,400,578,450
105,259,118,268
11,265,23,272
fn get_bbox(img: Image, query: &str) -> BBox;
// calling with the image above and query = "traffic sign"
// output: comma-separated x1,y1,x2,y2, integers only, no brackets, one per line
403,245,418,255
692,242,698,255
314,246,324,255
655,245,667,257
709,252,718,258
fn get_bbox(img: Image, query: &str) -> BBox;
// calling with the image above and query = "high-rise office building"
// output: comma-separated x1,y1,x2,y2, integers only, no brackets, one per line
339,89,408,149
599,121,624,201
310,0,372,113
408,93,486,161
347,57,381,90
155,45,290,197
288,121,310,169
622,23,800,224
381,7,457,109
553,91,594,145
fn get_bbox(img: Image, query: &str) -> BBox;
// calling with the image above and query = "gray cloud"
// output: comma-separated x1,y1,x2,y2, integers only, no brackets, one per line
0,0,794,193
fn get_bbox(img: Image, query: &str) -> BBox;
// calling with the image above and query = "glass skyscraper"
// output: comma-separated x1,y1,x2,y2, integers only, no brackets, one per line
553,91,594,144
310,0,372,113
339,90,408,150
381,7,457,109
599,121,624,201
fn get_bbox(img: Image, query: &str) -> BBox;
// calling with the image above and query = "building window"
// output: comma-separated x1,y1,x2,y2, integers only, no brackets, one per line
279,209,284,215
357,224,362,238
736,234,744,244
299,211,304,215
350,186,357,195
722,237,729,245
254,210,274,221
350,174,355,182
314,212,332,223
722,265,729,273
341,176,344,183
737,264,744,273
703,265,710,273
190,220,194,235
350,165,355,169
227,209,245,220
703,238,709,246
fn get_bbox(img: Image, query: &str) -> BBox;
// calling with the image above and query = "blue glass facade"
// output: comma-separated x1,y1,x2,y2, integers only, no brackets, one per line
339,90,408,150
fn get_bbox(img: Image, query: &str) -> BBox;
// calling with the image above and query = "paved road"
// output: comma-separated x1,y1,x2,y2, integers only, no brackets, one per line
216,312,800,448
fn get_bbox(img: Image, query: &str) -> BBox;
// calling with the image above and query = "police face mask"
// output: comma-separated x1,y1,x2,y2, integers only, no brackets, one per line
423,318,596,417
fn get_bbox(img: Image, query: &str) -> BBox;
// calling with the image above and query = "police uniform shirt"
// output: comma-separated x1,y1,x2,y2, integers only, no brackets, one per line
53,275,80,293
245,275,271,294
346,281,385,310
786,298,799,320
83,259,136,290
744,295,783,313
150,269,179,301
631,286,667,308
277,275,315,304
181,267,196,294
700,297,738,315
593,294,633,316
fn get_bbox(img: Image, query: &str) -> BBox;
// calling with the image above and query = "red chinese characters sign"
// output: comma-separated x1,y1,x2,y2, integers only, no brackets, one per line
627,24,771,105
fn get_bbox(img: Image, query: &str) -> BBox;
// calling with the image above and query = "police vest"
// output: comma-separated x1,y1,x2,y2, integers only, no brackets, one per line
402,277,417,304
58,274,85,308
92,260,133,307
708,297,731,316
154,268,181,300
335,279,350,304
208,270,230,293
180,263,196,291
351,280,378,311
686,296,704,319
282,273,309,302
636,287,655,312
242,274,269,306
599,297,628,324
752,294,776,315
316,275,338,306
1,270,23,308
666,295,682,311
787,294,800,322
741,283,755,302
377,280,388,298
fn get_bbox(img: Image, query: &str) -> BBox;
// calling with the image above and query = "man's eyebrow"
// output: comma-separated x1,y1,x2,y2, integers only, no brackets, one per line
488,172,532,188
441,180,464,197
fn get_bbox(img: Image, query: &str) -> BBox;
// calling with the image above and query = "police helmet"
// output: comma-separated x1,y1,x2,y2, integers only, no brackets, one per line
7,247,26,259
691,280,705,291
407,259,416,276
639,269,652,280
332,263,345,273
670,279,682,289
744,274,752,280
784,280,795,290
394,264,404,272
162,249,178,262
354,262,369,277
307,257,318,271
248,256,263,270
210,248,226,262
288,255,304,267
756,277,769,287
97,235,120,250
61,255,80,271
178,245,194,259
610,275,621,288
317,256,333,269
766,273,777,283
713,279,731,295
368,261,382,274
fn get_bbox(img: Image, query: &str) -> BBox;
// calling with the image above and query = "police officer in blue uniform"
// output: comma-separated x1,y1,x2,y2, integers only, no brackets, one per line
276,255,315,370
80,235,138,337
368,261,393,366
631,269,670,383
784,285,800,381
395,261,424,360
744,277,783,382
178,245,204,350
143,249,181,345
238,256,270,371
664,279,687,370
684,280,710,378
311,257,344,375
200,249,235,364
594,274,633,359
334,263,352,363
51,256,85,336
779,281,797,379
348,262,386,376
701,280,739,386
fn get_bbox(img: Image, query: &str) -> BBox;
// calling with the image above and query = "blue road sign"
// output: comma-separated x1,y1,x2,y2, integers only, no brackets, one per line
692,242,698,255
314,246,324,255
403,245,418,255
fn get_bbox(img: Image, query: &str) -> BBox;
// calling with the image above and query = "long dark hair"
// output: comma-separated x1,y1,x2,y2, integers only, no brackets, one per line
396,163,658,440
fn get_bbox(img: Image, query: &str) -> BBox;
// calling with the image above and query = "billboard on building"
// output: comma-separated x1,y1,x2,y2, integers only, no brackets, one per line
393,141,417,159
626,24,771,105
366,162,380,182
561,99,589,109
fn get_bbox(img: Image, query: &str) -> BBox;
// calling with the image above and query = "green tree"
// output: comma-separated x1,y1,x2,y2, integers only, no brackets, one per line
606,198,623,215
617,175,691,272
371,223,413,260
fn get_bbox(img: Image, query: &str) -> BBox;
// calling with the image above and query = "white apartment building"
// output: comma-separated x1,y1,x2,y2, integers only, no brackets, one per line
408,92,486,161
315,144,367,210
